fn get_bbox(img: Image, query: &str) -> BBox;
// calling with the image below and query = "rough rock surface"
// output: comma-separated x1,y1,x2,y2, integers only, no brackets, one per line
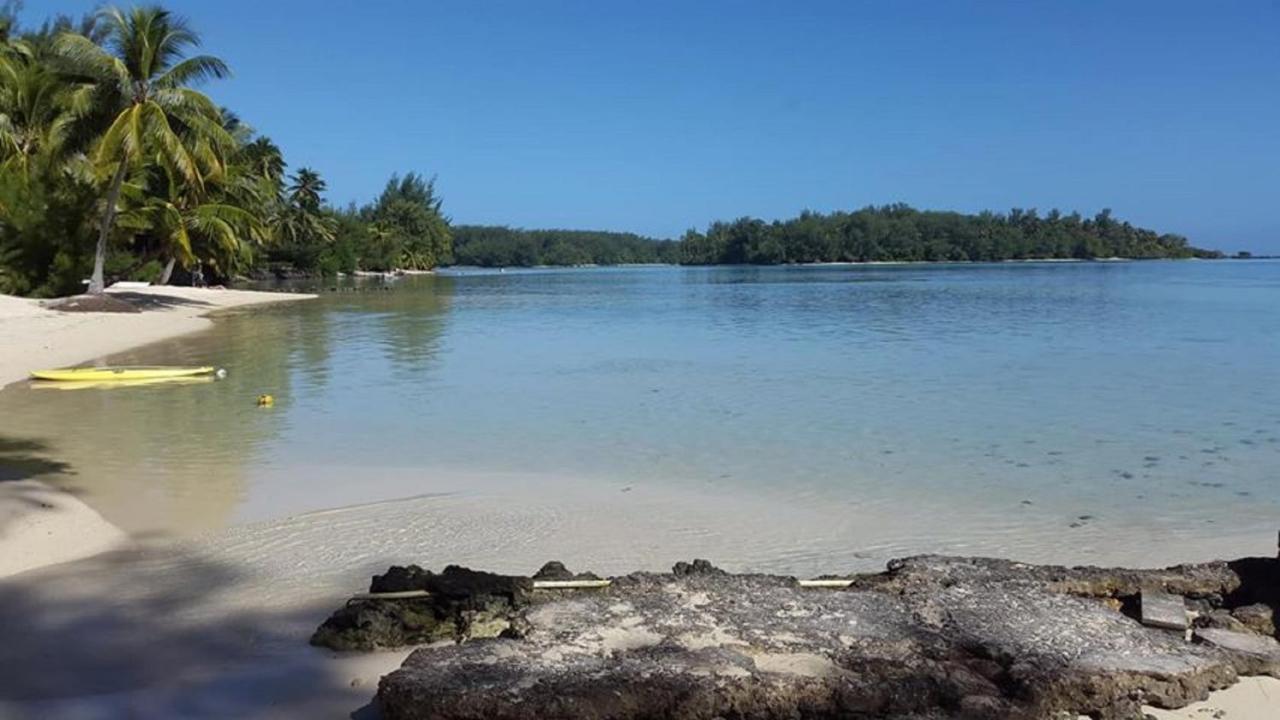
311,565,532,651
368,555,1280,720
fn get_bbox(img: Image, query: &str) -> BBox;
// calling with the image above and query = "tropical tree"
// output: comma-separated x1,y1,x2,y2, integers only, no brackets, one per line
367,172,452,270
51,5,233,293
267,167,336,270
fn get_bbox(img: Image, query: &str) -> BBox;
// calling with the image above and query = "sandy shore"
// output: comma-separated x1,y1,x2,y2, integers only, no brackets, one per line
1,482,1277,718
0,287,313,577
0,286,314,389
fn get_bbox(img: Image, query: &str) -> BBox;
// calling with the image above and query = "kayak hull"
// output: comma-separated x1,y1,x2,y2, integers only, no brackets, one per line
30,366,216,382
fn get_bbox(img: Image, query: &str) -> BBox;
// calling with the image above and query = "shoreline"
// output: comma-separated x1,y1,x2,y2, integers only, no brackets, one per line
0,286,314,577
0,286,315,389
0,285,1275,717
0,487,1275,717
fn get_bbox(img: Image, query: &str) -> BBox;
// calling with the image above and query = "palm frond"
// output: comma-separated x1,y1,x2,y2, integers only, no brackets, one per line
154,55,229,89
50,32,130,92
140,100,201,189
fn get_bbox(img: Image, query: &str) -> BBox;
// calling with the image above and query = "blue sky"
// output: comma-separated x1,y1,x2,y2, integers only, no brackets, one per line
31,1,1280,251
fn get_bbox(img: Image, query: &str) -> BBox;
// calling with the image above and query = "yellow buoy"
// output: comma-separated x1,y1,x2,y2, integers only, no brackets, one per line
256,394,274,407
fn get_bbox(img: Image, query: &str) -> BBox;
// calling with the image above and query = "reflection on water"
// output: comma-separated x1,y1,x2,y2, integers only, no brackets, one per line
1,264,1278,561
0,279,453,535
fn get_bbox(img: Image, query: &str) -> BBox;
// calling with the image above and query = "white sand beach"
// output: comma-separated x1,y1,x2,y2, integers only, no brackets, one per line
0,286,315,389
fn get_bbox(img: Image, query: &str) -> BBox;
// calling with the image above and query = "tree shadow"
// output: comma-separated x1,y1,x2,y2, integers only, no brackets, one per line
108,291,217,310
0,436,72,484
0,546,386,718
0,435,78,541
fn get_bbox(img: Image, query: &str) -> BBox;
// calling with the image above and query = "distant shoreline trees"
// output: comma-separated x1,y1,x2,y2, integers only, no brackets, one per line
451,226,678,267
677,205,1220,266
451,205,1220,270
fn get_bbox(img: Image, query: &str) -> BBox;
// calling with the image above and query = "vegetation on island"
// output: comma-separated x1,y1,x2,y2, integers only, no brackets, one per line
678,205,1220,265
0,4,451,296
452,226,678,267
0,4,1225,297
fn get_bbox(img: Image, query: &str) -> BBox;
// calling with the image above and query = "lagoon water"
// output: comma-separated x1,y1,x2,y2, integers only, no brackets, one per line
3,260,1279,571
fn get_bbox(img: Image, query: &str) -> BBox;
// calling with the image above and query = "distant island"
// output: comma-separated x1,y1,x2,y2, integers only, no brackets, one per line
447,205,1220,269
451,226,680,268
676,205,1221,265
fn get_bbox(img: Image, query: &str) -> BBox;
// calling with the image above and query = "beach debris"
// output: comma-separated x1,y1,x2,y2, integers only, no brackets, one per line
1141,588,1190,630
44,294,142,313
797,577,855,588
359,553,1280,720
530,579,612,590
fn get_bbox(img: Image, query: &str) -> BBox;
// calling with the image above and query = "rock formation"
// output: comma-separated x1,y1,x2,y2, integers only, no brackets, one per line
313,554,1280,719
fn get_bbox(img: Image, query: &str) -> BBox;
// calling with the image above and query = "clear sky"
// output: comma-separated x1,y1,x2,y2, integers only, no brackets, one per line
30,1,1280,252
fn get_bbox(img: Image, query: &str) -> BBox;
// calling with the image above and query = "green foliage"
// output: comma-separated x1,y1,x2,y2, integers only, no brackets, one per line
364,173,451,271
0,4,453,291
678,205,1219,265
451,226,678,267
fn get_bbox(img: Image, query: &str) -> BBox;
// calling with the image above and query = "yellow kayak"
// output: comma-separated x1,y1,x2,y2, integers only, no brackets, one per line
30,366,216,382
28,376,217,391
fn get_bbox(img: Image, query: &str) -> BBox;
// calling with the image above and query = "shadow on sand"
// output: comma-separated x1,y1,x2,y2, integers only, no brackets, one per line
0,545,386,718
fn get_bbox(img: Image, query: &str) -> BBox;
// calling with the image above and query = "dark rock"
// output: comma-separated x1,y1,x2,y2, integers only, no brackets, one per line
311,597,454,651
370,565,434,593
377,554,1280,720
532,561,601,582
1196,608,1249,633
311,565,532,651
671,558,726,577
1230,603,1276,637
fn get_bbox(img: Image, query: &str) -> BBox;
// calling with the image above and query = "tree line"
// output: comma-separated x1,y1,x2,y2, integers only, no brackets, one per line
678,205,1220,265
0,4,450,296
452,226,678,267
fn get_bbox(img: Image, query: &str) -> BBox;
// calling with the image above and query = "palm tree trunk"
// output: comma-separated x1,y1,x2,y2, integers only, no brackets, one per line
158,257,177,285
88,161,128,294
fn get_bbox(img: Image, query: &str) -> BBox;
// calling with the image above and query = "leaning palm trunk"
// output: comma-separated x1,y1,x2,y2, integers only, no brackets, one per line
88,161,127,294
158,257,177,285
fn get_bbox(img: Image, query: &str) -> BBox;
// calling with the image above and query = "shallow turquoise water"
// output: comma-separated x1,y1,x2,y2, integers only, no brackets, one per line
3,261,1278,560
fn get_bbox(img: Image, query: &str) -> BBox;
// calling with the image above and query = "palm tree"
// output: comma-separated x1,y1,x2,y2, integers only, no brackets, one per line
52,5,233,293
286,167,326,212
274,167,335,250
146,192,264,285
241,136,285,185
0,45,71,177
